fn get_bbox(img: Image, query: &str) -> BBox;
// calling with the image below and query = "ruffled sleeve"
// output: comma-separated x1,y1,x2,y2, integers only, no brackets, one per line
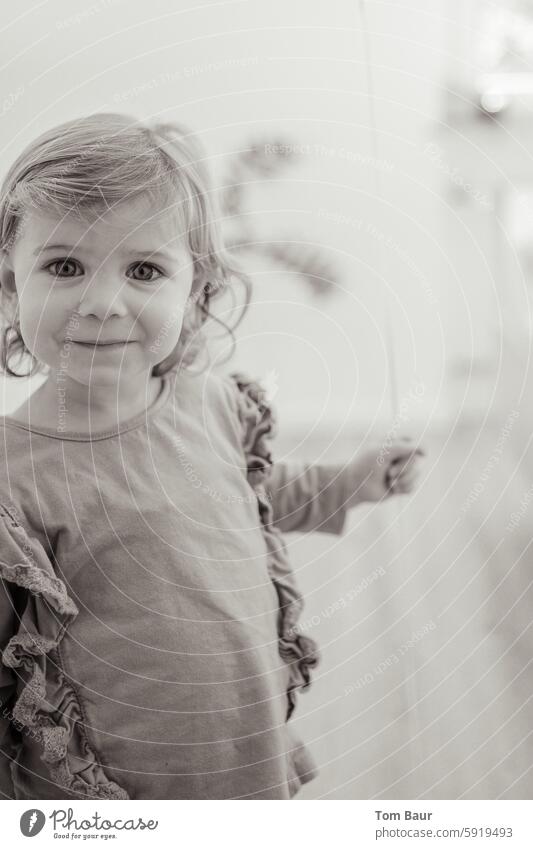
267,460,351,535
228,372,320,720
0,573,19,798
0,501,129,800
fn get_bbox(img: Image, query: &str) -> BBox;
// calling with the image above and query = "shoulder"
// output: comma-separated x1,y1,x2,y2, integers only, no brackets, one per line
0,417,33,458
0,418,64,539
0,416,56,460
0,496,52,573
3,405,26,425
210,370,278,436
177,367,278,462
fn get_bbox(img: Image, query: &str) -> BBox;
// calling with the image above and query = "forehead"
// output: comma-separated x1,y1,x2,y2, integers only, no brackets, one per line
16,194,188,257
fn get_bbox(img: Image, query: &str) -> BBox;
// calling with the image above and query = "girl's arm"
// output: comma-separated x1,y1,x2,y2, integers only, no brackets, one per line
266,460,351,535
226,374,424,535
267,441,425,535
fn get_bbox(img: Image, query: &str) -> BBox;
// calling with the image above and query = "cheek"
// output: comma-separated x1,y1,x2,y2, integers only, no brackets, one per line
143,302,187,360
17,285,80,359
142,280,196,357
18,294,55,352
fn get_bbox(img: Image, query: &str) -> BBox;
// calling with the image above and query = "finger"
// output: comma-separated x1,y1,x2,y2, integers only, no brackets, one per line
394,470,421,490
390,461,422,480
399,461,424,482
384,468,397,491
389,447,425,468
388,462,422,485
385,451,423,482
388,457,418,479
395,455,425,477
394,480,416,494
390,476,417,494
387,477,408,496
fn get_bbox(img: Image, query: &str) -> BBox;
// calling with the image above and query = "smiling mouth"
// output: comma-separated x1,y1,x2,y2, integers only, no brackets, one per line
72,341,132,349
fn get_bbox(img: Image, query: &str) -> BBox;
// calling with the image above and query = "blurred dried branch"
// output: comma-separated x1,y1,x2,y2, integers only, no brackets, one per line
220,137,338,297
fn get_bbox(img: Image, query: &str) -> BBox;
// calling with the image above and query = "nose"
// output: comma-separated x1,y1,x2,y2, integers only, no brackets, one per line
76,273,129,320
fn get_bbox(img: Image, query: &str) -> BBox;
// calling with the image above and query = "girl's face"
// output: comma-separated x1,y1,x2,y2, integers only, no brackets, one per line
3,194,196,386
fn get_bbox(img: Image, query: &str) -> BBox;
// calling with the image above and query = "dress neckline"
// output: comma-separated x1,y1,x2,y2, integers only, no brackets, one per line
1,372,175,442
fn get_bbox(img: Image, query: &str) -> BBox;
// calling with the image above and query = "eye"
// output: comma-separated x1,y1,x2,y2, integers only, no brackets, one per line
44,258,82,278
127,262,164,283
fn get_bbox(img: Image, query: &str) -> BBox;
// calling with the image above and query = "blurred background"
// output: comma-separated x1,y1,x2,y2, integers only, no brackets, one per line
2,0,533,799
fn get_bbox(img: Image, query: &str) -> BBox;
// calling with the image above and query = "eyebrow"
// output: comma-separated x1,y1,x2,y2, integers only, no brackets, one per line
33,244,182,261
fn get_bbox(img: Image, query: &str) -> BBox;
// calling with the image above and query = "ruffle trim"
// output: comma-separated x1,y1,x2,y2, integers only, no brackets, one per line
229,373,320,720
0,504,129,799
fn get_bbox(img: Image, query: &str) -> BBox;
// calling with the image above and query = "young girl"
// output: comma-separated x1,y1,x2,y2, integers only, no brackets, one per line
0,113,423,800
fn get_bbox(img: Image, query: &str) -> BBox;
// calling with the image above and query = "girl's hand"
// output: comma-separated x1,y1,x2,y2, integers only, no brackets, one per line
345,439,426,508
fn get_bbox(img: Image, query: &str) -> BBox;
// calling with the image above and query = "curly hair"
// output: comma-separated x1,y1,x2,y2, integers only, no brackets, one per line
0,112,251,377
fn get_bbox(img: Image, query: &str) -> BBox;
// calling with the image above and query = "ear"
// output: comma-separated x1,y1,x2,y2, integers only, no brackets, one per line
0,250,17,299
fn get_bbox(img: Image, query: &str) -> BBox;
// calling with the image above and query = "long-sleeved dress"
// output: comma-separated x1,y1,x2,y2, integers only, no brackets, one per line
0,367,351,800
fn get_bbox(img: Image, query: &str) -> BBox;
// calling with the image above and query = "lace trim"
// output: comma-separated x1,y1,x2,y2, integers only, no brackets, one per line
229,373,320,720
0,504,129,799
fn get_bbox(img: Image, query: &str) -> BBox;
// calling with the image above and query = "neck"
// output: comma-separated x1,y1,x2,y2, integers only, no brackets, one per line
43,368,162,428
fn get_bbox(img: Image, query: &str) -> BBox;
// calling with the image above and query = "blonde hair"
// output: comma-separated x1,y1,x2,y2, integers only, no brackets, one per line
0,112,250,377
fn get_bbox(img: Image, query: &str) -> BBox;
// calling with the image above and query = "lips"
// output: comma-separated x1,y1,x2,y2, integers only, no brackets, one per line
73,341,130,346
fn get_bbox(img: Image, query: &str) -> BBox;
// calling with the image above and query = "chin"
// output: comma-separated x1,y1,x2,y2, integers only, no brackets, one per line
71,366,137,386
